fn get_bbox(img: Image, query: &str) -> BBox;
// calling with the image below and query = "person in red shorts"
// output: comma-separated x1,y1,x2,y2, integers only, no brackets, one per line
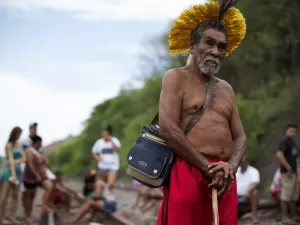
157,1,247,225
52,171,82,212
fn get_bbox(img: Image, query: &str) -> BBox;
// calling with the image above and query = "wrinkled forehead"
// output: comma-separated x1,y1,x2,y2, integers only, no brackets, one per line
201,28,227,44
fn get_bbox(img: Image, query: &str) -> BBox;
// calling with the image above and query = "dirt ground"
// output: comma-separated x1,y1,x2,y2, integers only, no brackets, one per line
1,177,289,225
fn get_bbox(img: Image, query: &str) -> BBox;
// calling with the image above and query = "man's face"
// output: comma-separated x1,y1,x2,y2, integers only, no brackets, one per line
286,127,297,138
190,28,227,76
103,130,110,141
30,126,37,136
35,140,42,150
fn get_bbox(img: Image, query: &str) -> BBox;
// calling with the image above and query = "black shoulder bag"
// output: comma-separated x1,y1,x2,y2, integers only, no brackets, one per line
126,76,217,188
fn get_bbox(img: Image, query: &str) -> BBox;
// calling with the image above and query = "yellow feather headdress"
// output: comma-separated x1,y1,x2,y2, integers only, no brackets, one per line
168,0,246,57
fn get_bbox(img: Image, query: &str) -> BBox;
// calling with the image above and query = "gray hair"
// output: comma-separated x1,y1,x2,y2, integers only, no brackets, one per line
186,54,193,65
190,20,228,47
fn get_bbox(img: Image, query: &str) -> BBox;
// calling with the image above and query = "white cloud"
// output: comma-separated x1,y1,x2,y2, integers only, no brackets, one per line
0,0,206,21
0,72,120,156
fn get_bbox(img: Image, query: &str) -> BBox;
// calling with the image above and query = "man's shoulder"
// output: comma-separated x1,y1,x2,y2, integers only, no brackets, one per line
163,68,187,83
216,78,234,92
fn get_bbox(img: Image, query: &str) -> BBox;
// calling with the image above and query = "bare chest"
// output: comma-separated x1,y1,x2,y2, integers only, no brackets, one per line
181,81,233,123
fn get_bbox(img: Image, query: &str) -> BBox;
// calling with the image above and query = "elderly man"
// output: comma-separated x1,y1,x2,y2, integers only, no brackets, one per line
157,1,247,225
236,157,260,224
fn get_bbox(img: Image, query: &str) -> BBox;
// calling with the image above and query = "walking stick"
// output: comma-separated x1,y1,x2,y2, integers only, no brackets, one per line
212,188,219,225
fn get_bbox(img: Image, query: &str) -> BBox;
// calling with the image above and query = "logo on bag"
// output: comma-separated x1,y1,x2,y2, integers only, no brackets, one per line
138,161,147,167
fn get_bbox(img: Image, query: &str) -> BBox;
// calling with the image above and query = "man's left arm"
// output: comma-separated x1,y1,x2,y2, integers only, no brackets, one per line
227,96,247,171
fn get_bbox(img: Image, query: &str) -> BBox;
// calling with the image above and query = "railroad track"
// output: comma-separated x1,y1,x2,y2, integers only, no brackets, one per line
2,178,288,225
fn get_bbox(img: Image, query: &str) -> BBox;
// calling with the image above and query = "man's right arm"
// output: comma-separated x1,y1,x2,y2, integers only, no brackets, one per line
159,69,210,174
276,139,291,171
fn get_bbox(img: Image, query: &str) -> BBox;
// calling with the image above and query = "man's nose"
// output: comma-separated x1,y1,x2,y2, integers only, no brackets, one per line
210,45,220,58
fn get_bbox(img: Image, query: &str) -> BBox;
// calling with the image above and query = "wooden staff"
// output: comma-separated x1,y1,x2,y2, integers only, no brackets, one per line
212,188,219,225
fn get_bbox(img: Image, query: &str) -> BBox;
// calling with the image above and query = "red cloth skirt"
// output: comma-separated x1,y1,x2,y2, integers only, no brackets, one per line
156,157,238,225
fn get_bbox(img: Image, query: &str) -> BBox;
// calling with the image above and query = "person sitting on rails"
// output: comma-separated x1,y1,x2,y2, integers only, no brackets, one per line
64,179,117,224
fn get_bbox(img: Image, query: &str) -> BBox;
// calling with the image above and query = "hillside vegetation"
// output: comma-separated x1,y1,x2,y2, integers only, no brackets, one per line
48,0,300,194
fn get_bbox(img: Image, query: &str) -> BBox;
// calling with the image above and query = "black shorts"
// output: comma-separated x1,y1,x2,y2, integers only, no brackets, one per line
23,181,41,189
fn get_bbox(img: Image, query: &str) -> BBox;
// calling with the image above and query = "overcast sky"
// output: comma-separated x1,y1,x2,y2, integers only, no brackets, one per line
0,0,205,155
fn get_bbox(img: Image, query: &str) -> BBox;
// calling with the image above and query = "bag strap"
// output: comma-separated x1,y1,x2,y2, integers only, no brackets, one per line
151,76,217,134
183,76,217,134
150,113,159,125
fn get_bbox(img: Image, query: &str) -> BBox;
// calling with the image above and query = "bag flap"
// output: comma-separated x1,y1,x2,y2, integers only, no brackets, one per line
127,142,168,179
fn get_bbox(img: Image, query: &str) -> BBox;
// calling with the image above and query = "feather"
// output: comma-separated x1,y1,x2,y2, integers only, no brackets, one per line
217,0,237,19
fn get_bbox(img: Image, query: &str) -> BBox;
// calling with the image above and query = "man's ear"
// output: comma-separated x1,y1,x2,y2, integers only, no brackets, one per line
189,45,196,55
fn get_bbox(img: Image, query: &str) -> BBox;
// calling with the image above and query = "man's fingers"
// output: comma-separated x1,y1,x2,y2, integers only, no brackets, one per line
230,172,235,182
217,178,223,187
218,178,228,195
208,179,219,188
218,184,226,195
223,167,229,178
226,179,232,194
208,162,222,168
208,181,217,188
209,165,224,173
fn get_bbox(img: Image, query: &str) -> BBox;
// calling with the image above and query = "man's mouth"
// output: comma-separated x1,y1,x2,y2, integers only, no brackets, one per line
205,60,218,65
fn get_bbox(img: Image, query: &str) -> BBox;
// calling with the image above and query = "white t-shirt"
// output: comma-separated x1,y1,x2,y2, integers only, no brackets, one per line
91,137,121,171
236,165,260,196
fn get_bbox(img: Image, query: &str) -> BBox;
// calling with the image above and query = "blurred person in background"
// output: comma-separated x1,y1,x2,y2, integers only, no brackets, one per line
52,171,82,212
276,123,299,224
21,122,38,150
22,135,54,224
20,122,38,214
83,169,97,199
64,179,116,224
0,126,26,225
92,125,121,190
131,179,149,211
270,167,300,222
236,157,260,224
